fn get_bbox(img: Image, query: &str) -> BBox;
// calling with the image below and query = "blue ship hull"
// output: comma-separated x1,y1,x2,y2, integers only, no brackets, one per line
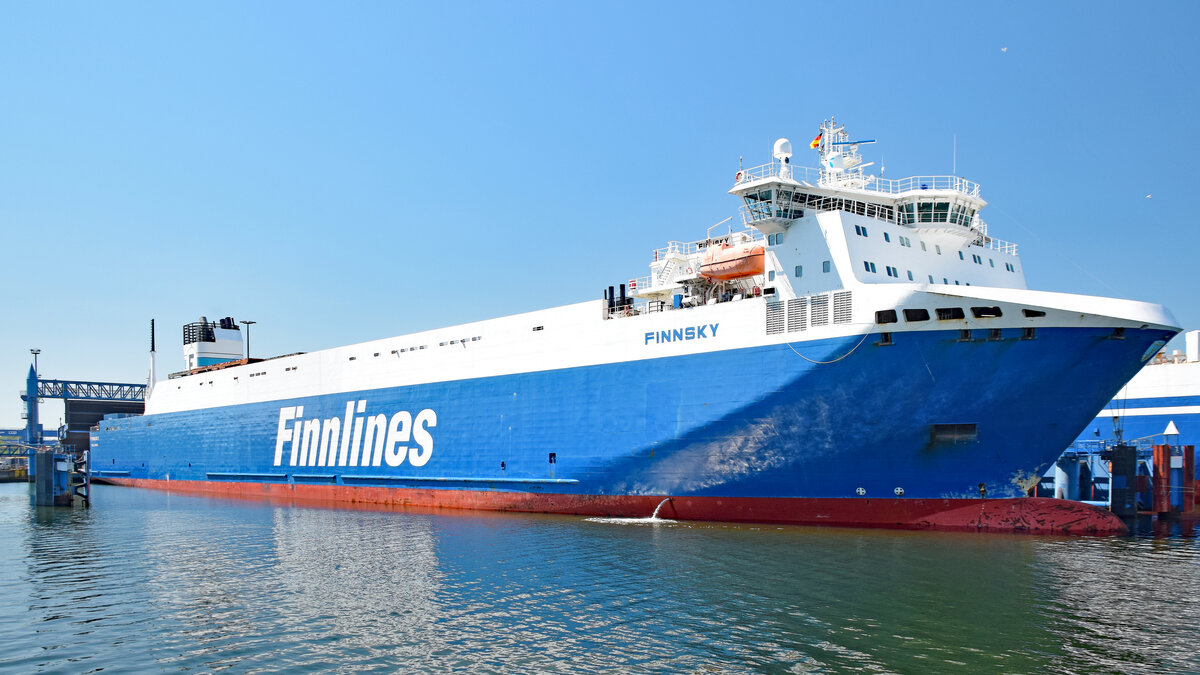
92,326,1171,507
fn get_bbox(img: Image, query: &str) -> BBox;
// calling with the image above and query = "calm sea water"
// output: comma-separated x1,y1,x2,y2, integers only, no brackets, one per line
2,483,1199,674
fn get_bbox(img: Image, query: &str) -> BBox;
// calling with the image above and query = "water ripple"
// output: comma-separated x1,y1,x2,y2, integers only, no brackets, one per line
2,484,1199,673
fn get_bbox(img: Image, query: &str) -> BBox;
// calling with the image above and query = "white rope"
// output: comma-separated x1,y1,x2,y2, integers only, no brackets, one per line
784,325,877,365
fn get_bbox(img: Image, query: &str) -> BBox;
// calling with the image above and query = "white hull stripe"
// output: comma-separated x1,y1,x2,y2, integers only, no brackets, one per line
1096,405,1200,418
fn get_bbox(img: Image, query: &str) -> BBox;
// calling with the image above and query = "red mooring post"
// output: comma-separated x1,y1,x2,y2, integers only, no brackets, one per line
1153,445,1172,515
1185,445,1196,514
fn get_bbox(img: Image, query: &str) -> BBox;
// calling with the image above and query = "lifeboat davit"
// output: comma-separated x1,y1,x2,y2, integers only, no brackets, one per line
699,242,765,281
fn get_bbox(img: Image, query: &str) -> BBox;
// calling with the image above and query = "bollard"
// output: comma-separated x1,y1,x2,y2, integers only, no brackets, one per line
1152,445,1177,518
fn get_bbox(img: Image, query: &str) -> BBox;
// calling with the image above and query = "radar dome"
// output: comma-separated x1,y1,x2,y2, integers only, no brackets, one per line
773,138,793,160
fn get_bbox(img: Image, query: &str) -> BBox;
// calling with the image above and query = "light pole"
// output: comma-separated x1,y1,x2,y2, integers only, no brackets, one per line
239,321,256,360
30,348,40,375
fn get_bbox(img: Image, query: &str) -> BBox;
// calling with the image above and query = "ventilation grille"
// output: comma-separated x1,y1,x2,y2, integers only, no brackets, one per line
833,291,853,324
810,295,830,327
787,298,807,332
766,301,785,335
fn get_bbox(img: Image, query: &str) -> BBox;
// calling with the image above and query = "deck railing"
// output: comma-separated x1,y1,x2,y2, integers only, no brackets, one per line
734,161,981,198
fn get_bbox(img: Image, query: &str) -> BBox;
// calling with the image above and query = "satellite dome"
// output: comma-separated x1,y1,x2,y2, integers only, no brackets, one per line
773,138,793,160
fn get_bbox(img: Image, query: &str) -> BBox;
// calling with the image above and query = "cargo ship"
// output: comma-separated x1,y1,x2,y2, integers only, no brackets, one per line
91,120,1180,534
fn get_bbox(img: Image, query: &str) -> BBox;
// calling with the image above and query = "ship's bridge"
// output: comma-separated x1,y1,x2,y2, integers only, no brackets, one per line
729,119,1007,251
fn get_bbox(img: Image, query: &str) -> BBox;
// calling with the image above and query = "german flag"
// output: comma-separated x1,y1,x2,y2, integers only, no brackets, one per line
810,132,823,149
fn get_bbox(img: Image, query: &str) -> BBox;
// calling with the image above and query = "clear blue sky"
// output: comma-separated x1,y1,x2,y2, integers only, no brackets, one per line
3,2,1198,429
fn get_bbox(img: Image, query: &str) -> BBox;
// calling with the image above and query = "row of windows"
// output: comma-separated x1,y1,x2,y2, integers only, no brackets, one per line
896,201,976,226
878,327,1037,345
768,261,833,281
853,223,1016,273
864,259,1015,283
767,232,785,245
438,336,483,347
793,194,895,223
875,306,1050,325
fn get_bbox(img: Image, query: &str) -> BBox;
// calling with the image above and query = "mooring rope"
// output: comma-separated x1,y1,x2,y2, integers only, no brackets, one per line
784,324,877,365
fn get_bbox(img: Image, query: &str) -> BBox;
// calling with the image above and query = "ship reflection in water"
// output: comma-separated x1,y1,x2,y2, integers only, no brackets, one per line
3,484,1199,673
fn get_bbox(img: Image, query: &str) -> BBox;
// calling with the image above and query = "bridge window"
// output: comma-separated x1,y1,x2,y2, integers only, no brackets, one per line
916,201,951,223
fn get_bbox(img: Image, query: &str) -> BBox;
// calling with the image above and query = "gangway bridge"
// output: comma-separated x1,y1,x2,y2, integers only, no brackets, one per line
20,366,145,453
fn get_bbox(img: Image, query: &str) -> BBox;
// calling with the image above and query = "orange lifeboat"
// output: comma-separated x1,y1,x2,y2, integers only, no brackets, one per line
698,242,765,281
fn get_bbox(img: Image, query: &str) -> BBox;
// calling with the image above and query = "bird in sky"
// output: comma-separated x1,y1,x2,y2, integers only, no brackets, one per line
1001,47,1008,53
1146,194,1153,199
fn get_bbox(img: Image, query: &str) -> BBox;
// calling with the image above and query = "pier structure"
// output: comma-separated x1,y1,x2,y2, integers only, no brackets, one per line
20,365,146,453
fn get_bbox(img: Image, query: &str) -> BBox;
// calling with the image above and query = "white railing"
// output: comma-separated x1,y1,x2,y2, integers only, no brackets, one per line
734,161,822,186
973,220,1019,254
650,229,765,261
870,175,981,197
733,161,981,198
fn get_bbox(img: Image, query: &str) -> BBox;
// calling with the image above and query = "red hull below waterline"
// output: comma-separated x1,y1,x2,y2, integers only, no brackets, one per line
97,478,1128,535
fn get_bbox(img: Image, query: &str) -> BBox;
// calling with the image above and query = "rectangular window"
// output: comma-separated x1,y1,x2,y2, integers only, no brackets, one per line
971,306,1003,318
1021,327,1036,340
768,270,775,281
933,202,950,222
907,270,914,281
823,260,831,273
958,251,965,260
878,332,893,346
958,329,973,342
875,309,898,324
920,241,927,251
864,260,871,272
870,262,877,273
884,232,891,242
936,245,942,255
936,307,966,320
903,308,930,322
928,275,935,283
1022,309,1046,318
989,258,995,268
988,328,1003,341
794,265,803,277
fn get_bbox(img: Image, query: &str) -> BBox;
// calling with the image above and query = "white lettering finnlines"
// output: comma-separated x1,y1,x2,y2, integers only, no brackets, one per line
274,401,437,468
